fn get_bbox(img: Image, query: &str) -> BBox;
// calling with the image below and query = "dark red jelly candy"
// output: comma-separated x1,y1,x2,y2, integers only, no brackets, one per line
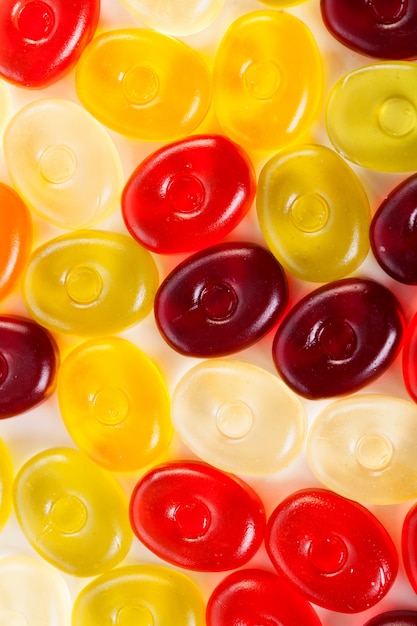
265,488,398,613
273,278,404,399
402,501,417,594
129,461,266,572
0,316,59,417
363,611,417,626
155,242,288,357
122,134,256,255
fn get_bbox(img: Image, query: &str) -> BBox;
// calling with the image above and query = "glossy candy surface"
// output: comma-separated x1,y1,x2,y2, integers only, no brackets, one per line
363,612,417,626
129,461,266,571
122,134,256,255
13,447,133,576
0,0,99,87
403,312,417,403
155,242,288,357
76,29,211,141
213,11,323,152
57,337,172,472
402,501,417,594
257,144,370,282
266,488,398,613
0,439,12,529
273,278,404,399
23,230,158,336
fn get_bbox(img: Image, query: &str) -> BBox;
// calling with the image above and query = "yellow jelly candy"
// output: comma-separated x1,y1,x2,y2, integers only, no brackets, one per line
0,438,12,530
75,29,211,141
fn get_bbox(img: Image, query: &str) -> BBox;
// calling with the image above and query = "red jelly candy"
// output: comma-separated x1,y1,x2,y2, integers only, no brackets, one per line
0,316,59,418
155,242,288,357
403,312,417,403
321,0,417,59
364,612,417,626
273,278,404,399
265,488,398,613
129,461,266,571
122,135,256,255
206,568,322,626
402,501,417,594
0,0,99,87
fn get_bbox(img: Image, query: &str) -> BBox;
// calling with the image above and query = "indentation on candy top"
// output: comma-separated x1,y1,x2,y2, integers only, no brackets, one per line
122,66,160,105
216,400,254,439
173,499,211,539
367,0,408,24
308,533,348,575
0,609,29,626
15,0,55,42
167,173,205,215
65,264,103,305
116,604,154,626
91,387,129,426
377,96,416,137
243,61,281,100
50,495,88,534
355,433,394,472
39,145,77,184
318,319,357,361
290,193,330,233
199,281,238,321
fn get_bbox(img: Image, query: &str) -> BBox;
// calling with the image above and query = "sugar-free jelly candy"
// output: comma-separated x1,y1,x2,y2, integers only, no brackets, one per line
207,568,322,626
257,144,370,282
266,488,398,613
401,501,417,594
321,0,417,60
171,359,305,476
307,395,417,504
273,278,404,399
122,135,256,255
13,447,133,576
213,11,323,153
4,99,123,230
364,612,417,626
0,0,99,88
129,461,266,571
0,439,12,529
402,312,417,403
0,316,58,418
57,337,172,473
76,29,211,141
0,183,32,301
155,242,288,357
326,62,417,172
72,564,205,626
23,230,158,336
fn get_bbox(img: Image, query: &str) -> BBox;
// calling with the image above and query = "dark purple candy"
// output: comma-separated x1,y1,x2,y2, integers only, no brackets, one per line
272,278,404,399
363,611,417,626
155,242,288,357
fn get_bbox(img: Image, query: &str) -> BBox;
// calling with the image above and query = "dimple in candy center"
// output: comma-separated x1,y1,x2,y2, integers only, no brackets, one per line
116,604,154,626
318,319,357,360
174,499,211,539
50,495,87,534
366,0,408,24
355,433,394,472
200,281,238,321
15,0,55,41
378,97,416,137
243,61,281,100
92,387,129,426
0,354,8,384
122,66,160,105
216,401,254,439
0,609,28,626
65,265,103,305
308,534,348,574
167,173,205,213
290,193,329,233
39,145,76,184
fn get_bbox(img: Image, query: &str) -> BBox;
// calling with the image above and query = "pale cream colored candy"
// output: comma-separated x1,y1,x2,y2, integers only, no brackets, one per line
0,80,11,136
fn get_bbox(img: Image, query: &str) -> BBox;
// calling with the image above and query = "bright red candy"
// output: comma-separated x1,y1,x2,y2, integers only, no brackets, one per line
129,461,266,572
265,488,398,613
402,501,417,594
0,0,100,88
122,135,256,254
403,312,417,403
363,611,417,626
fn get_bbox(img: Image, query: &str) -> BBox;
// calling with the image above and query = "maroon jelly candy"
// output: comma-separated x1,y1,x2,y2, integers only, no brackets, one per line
363,611,417,626
272,278,404,399
154,242,288,357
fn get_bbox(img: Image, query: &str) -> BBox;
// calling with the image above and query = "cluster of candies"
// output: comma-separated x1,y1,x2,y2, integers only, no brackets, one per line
2,0,417,624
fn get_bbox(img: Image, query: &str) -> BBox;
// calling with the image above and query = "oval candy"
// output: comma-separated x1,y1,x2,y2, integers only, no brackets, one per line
402,501,417,595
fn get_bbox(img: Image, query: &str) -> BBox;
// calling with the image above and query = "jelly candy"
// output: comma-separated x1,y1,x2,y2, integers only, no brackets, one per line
23,230,158,336
57,337,172,473
129,461,266,571
265,488,398,613
72,564,205,626
307,394,417,504
273,278,405,399
401,501,417,594
122,134,256,255
13,447,133,576
75,29,211,141
171,359,306,475
0,438,12,529
207,568,322,626
257,144,370,282
363,611,417,626
326,62,417,172
0,80,11,134
402,312,417,403
0,183,32,302
260,0,307,5
4,98,123,230
155,242,288,357
0,0,99,88
0,315,58,418
321,0,417,60
213,11,323,152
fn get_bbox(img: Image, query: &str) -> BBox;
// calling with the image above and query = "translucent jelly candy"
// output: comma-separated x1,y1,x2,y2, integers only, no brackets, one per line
155,242,288,357
129,461,266,571
13,447,133,576
321,0,417,60
0,316,58,418
0,0,99,87
257,144,370,282
75,29,211,141
402,501,417,594
171,359,306,475
273,278,405,399
0,80,11,134
4,99,123,230
265,488,398,613
207,568,321,626
57,337,172,473
403,312,417,403
23,230,158,336
364,612,417,626
0,183,32,301
213,11,323,152
307,395,417,504
72,564,205,626
122,134,256,255
326,62,417,172
0,438,12,529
